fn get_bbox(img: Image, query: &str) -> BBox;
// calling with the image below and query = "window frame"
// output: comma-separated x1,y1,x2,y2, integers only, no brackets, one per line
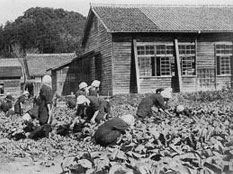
216,43,233,76
178,42,196,77
136,43,174,78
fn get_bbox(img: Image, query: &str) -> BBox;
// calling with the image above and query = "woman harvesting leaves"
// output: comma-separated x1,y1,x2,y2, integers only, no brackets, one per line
94,114,135,147
136,87,173,118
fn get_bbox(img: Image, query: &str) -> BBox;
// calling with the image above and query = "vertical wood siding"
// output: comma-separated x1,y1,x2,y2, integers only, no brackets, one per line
0,79,21,96
112,33,233,94
82,16,113,95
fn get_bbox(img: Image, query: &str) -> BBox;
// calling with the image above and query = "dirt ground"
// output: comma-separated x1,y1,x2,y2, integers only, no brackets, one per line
0,152,63,174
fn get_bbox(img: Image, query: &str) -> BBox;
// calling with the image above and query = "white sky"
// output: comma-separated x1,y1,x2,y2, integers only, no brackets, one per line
1,0,233,25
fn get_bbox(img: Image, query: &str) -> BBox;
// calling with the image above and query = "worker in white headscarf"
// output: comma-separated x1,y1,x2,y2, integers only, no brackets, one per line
38,75,53,125
88,80,100,97
94,114,135,146
75,82,89,98
136,87,173,118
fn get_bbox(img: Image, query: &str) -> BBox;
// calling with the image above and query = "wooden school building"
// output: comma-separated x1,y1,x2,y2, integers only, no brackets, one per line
0,58,24,96
56,4,233,95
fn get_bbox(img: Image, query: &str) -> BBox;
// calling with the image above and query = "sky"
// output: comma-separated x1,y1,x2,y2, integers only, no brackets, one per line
1,0,233,25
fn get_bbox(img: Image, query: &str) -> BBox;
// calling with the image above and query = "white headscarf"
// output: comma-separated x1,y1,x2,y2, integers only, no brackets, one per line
76,95,90,105
79,82,88,90
91,80,100,88
22,113,32,122
42,75,52,87
161,87,172,99
120,114,135,127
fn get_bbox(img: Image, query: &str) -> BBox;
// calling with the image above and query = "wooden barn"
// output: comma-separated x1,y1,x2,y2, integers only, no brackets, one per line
25,53,76,96
58,4,233,95
0,58,24,96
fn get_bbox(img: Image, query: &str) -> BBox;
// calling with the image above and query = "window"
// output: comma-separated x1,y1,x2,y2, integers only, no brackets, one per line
137,44,174,77
0,84,4,94
138,56,152,76
216,44,233,75
179,44,196,76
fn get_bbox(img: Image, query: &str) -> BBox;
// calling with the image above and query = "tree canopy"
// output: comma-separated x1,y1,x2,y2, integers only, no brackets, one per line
0,7,86,57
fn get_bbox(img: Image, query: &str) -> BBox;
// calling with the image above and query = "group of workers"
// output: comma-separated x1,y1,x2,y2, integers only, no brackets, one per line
0,74,189,147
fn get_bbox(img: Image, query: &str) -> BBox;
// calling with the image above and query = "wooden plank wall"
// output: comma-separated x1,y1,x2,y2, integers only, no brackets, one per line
82,15,113,95
0,79,21,96
197,33,233,90
112,39,132,94
112,33,233,94
112,33,198,94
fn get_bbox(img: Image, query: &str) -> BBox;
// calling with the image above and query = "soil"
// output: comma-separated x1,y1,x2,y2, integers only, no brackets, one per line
0,152,62,174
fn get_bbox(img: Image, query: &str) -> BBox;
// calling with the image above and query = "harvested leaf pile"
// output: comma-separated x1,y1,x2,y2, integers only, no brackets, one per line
1,89,233,174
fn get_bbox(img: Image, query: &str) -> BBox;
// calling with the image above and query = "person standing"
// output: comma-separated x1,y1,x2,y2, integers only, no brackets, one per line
38,75,53,125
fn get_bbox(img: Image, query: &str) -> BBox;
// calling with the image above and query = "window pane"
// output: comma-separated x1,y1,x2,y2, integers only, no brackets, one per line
220,56,231,74
179,44,195,55
156,45,166,54
138,57,152,76
166,45,174,54
145,45,154,55
137,46,145,55
159,57,171,76
181,56,196,75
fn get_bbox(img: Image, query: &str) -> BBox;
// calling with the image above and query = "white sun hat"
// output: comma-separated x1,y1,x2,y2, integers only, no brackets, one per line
76,95,90,105
176,105,185,113
91,80,100,88
79,82,88,90
120,114,135,127
161,87,172,99
22,113,32,122
42,75,52,85
23,91,29,96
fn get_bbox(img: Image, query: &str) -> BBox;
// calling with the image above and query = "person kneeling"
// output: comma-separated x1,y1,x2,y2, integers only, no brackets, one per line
94,114,134,147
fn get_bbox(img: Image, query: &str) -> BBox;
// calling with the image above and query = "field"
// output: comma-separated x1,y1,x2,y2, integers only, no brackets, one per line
0,89,233,174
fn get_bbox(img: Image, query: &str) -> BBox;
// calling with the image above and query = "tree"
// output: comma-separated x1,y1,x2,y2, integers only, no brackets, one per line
0,7,86,57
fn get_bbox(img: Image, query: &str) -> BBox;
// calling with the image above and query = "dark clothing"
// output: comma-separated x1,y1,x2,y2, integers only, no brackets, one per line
156,88,164,94
27,96,41,119
76,104,87,118
94,117,128,146
75,89,86,98
28,124,52,140
88,87,98,97
14,95,26,115
136,94,165,118
38,85,53,125
0,101,12,113
27,103,39,119
86,96,100,120
95,100,111,123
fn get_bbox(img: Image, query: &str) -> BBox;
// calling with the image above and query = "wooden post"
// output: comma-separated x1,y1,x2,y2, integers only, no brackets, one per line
174,39,183,92
214,44,217,89
133,39,140,93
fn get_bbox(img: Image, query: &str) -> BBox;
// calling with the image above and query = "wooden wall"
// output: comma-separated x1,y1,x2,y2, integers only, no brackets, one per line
82,15,113,95
0,79,22,96
112,33,233,94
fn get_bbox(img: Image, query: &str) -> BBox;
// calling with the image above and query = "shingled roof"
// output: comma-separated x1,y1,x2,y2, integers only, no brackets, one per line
26,53,76,77
0,58,23,77
90,4,233,33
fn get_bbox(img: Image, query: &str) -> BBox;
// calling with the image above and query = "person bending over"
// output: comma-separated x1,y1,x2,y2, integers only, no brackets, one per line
136,87,173,118
94,114,135,147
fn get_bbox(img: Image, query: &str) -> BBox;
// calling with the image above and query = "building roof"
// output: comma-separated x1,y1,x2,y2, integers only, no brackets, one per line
0,58,23,77
26,53,76,77
90,4,233,33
